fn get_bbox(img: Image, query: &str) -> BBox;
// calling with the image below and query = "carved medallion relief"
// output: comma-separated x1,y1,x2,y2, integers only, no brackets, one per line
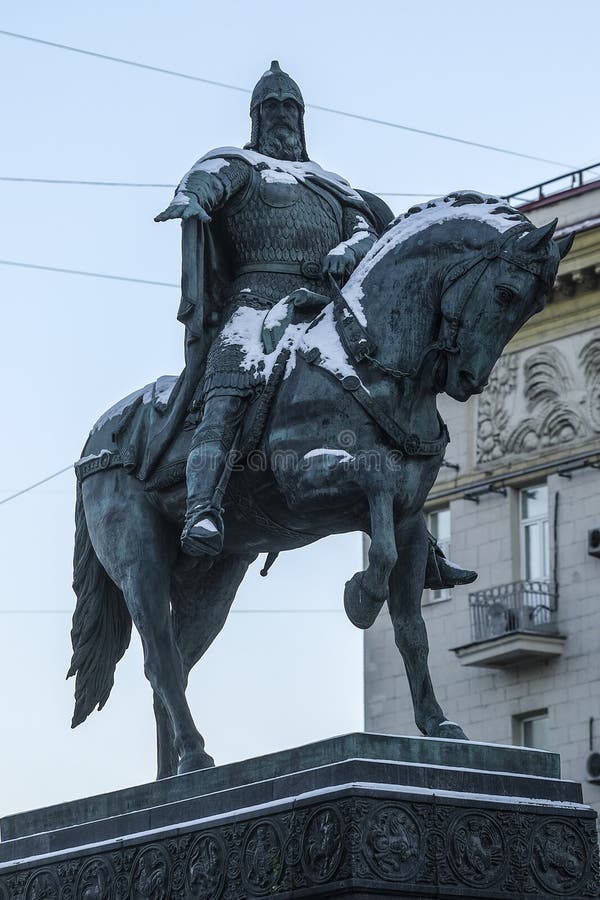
301,805,343,883
362,804,421,881
477,331,600,464
241,820,284,895
532,820,588,895
129,845,170,900
186,833,226,899
448,812,506,887
75,857,115,900
25,870,60,900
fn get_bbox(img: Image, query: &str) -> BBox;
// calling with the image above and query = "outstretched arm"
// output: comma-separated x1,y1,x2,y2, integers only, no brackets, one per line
155,159,250,223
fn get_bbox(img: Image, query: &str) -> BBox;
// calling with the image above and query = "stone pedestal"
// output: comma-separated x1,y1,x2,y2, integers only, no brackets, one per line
0,733,598,898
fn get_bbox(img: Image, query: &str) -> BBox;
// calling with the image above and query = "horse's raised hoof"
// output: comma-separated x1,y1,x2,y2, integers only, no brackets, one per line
344,573,386,630
430,720,469,741
177,749,215,775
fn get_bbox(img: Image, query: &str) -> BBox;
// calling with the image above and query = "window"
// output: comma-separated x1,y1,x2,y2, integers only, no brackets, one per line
427,506,451,602
520,484,549,583
513,709,550,750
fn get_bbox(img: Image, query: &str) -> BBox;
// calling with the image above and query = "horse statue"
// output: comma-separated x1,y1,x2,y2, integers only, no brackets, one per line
68,192,571,779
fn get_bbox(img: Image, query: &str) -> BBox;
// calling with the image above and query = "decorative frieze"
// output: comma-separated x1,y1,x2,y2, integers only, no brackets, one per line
1,794,598,899
477,331,600,465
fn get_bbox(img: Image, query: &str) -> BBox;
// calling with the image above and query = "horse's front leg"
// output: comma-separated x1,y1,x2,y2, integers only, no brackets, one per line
389,514,468,741
344,491,397,629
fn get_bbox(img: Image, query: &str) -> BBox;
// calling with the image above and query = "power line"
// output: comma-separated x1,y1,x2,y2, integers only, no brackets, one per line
0,175,437,198
0,29,574,169
0,29,251,95
0,466,73,506
0,259,178,288
0,176,176,188
0,608,343,614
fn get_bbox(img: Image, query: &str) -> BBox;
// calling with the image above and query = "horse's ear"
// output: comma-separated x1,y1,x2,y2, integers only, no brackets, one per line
556,232,575,260
519,218,558,252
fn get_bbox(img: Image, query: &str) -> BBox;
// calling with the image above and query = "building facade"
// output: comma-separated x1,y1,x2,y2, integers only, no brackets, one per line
364,166,600,811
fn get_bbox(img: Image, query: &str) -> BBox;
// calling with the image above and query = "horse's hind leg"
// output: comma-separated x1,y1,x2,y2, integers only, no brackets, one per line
154,550,257,779
344,492,397,629
388,514,468,741
120,560,213,774
85,473,213,774
154,692,176,780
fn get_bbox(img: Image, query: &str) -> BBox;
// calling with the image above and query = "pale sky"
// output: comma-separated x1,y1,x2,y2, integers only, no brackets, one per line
1,0,598,818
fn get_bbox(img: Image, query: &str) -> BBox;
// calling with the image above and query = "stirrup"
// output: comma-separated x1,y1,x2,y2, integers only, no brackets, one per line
181,509,224,557
425,535,477,590
436,555,477,588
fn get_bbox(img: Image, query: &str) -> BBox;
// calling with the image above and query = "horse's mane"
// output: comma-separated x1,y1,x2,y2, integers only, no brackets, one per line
344,190,531,319
392,190,528,232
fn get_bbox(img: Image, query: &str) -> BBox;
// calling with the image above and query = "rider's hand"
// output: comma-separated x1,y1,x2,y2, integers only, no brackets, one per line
322,246,357,278
154,193,211,223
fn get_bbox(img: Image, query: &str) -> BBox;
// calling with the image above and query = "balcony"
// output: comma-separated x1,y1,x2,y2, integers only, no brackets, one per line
452,580,566,668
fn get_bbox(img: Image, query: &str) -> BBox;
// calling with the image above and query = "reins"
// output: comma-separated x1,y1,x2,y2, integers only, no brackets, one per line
306,222,549,458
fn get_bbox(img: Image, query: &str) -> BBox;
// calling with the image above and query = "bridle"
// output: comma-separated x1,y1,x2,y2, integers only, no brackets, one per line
304,223,553,459
333,221,551,382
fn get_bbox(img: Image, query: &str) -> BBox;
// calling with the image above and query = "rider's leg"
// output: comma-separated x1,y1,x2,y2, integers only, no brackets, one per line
424,527,477,589
181,392,248,556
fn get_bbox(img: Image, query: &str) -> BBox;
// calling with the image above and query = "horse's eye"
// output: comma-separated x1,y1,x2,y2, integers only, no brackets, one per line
495,285,516,306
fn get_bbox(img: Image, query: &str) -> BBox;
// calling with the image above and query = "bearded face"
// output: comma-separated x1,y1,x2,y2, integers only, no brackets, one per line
256,98,304,161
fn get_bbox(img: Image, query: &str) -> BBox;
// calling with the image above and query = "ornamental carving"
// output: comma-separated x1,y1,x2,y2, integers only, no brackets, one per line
129,845,170,900
25,869,60,900
449,812,506,888
532,820,588,894
1,795,599,898
362,803,421,881
76,857,114,900
241,820,284,895
186,832,226,899
301,805,343,883
477,332,600,464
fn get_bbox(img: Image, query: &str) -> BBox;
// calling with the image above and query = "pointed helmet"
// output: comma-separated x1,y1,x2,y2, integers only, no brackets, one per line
250,60,305,112
246,61,309,161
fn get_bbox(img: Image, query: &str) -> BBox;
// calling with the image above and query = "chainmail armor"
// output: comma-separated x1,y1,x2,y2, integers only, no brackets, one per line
216,177,342,272
202,172,352,396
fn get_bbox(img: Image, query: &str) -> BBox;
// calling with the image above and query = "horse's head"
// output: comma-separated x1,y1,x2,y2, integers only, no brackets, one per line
438,209,571,401
344,191,573,404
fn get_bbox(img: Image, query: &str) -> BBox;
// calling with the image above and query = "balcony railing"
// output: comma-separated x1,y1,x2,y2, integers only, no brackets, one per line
503,162,600,207
469,580,558,643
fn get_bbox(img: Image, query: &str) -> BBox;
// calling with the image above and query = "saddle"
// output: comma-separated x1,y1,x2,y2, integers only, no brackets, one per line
76,281,449,490
76,289,331,491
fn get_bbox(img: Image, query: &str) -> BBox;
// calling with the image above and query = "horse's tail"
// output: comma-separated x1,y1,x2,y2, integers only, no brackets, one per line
67,480,132,728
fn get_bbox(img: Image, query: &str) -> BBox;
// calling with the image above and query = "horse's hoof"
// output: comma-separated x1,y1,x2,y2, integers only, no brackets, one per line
344,573,386,630
432,720,469,741
177,749,215,775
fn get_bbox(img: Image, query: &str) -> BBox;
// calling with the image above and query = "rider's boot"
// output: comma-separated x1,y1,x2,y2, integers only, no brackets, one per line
181,394,246,557
424,533,477,590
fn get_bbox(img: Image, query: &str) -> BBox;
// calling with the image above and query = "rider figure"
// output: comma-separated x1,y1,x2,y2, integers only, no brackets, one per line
156,61,378,556
156,61,476,591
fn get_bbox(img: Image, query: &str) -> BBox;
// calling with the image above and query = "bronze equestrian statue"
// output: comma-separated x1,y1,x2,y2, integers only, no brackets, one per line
69,62,572,779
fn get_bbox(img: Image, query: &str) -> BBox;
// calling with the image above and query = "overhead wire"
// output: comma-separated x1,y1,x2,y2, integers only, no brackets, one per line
0,466,73,506
0,608,343,614
0,29,574,169
0,259,178,288
0,176,176,189
0,469,343,615
0,175,438,198
0,31,585,522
